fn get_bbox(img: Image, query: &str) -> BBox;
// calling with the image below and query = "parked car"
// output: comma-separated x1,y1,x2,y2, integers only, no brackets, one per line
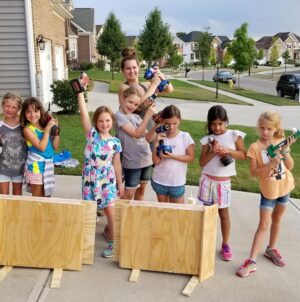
213,71,236,84
276,73,300,101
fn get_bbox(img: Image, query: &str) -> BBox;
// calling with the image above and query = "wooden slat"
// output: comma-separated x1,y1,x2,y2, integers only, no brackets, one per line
182,276,200,297
198,204,218,282
50,269,63,289
0,266,12,282
81,201,97,264
129,269,140,283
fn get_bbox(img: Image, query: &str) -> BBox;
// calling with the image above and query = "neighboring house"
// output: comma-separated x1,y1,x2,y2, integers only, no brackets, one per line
0,0,72,104
125,35,138,48
71,8,97,64
178,31,230,64
255,32,300,64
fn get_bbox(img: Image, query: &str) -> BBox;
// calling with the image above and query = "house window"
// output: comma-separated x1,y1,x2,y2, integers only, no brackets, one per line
286,43,292,48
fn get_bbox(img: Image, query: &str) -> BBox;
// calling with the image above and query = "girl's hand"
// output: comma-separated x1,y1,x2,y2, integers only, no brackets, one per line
150,73,161,86
145,103,156,117
45,118,57,132
268,154,282,168
154,132,166,143
159,151,172,159
117,183,124,198
281,136,296,150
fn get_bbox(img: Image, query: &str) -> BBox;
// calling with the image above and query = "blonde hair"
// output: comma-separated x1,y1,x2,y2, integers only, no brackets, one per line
257,111,284,139
123,86,142,98
2,92,23,110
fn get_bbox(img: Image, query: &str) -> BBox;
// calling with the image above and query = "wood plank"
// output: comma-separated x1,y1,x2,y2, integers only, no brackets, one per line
182,276,199,297
119,204,203,275
82,201,97,264
0,198,85,270
25,270,51,302
0,266,12,282
129,269,140,283
198,204,218,282
50,269,63,289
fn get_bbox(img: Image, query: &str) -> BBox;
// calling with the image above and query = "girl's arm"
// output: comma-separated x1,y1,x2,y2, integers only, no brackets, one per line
112,152,124,198
77,92,92,135
249,155,281,177
161,143,195,163
118,84,126,104
199,143,215,167
224,136,247,160
152,132,165,165
121,104,156,139
145,123,157,143
23,121,55,152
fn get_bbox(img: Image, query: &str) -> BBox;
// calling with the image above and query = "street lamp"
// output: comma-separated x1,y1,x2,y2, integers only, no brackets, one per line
215,62,220,99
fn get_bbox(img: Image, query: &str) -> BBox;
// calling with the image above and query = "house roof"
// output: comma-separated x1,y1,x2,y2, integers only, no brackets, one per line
214,35,230,42
255,36,273,49
125,36,138,47
180,31,202,42
72,8,94,32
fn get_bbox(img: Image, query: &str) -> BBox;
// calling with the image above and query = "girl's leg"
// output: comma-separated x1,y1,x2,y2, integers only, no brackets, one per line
157,194,169,202
0,182,10,194
249,209,272,259
219,207,230,245
268,204,287,248
12,182,23,195
169,196,184,204
123,188,136,200
134,182,147,201
104,206,114,241
31,184,45,197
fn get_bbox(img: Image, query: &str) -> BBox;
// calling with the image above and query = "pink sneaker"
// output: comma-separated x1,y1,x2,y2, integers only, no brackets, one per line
220,244,233,261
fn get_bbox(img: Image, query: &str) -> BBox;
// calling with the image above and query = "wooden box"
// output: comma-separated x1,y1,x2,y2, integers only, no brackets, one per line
114,200,218,282
0,195,97,271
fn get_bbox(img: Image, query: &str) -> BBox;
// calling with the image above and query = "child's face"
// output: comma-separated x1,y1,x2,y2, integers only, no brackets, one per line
209,118,227,135
2,99,20,119
121,94,140,114
123,59,139,81
96,112,113,134
258,119,276,141
163,116,180,136
25,105,41,125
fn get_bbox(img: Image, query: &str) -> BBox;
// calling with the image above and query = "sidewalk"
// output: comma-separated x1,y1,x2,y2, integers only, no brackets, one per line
0,175,299,302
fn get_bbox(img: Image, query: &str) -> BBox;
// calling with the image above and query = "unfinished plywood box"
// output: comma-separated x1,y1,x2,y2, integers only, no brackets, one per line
114,200,218,290
0,195,97,271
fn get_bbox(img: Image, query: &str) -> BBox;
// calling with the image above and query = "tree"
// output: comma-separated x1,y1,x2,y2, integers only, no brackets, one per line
269,37,280,78
167,43,183,70
223,52,233,68
209,47,217,67
227,23,257,86
176,32,186,40
257,48,264,63
97,12,126,80
282,50,290,73
138,7,172,65
194,28,213,80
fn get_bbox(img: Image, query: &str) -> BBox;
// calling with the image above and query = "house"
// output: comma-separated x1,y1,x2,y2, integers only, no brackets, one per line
255,32,300,64
71,8,97,64
0,0,72,105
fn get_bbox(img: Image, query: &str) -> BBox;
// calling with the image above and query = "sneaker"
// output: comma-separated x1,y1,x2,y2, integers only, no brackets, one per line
103,224,111,242
102,241,113,258
220,244,233,261
236,259,257,278
264,247,285,266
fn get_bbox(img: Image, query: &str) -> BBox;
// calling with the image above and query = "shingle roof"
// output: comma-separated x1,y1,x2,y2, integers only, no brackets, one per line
180,31,202,42
72,8,94,32
255,36,273,49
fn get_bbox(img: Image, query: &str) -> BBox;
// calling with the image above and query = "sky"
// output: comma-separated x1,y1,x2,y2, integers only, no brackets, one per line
72,0,300,40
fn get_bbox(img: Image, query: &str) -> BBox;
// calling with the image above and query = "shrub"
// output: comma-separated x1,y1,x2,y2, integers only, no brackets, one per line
95,59,106,70
80,62,94,70
50,80,87,113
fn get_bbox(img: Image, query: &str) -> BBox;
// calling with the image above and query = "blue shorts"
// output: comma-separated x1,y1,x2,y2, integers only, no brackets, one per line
123,166,152,189
151,179,185,199
260,193,290,210
0,174,23,183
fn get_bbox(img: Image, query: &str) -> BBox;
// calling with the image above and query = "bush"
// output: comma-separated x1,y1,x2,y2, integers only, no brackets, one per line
79,62,94,70
95,59,106,70
295,61,300,67
50,80,87,113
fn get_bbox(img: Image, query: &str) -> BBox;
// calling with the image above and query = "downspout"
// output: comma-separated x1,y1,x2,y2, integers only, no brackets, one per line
24,0,37,96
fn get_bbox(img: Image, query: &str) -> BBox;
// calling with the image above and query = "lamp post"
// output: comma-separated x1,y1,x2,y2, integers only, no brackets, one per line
215,61,220,99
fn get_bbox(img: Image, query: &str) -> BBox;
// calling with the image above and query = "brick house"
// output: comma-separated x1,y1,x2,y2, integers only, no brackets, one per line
0,0,72,105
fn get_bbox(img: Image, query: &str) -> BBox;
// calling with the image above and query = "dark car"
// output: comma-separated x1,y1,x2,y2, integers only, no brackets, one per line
276,73,300,101
213,71,236,84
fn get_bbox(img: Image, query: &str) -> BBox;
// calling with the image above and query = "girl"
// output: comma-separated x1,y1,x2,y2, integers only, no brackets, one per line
77,90,123,258
0,93,27,195
115,86,158,201
151,105,195,204
20,97,60,197
237,111,295,278
197,105,246,261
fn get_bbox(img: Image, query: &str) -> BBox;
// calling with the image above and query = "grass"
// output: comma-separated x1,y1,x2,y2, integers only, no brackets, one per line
56,114,300,198
69,69,252,105
192,80,300,106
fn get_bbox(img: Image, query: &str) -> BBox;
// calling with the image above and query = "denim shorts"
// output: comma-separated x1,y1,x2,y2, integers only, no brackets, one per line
123,166,152,189
151,179,185,199
260,193,290,210
0,174,23,183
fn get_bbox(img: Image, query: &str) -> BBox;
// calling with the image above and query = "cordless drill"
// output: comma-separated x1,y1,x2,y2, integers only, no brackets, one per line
144,63,170,92
208,136,233,166
155,124,172,156
70,72,89,94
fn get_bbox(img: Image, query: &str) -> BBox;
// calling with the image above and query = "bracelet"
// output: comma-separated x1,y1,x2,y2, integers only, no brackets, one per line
280,147,291,155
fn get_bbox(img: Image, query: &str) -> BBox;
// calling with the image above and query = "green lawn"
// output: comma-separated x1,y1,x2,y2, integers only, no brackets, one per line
193,80,300,106
69,69,252,105
56,114,300,198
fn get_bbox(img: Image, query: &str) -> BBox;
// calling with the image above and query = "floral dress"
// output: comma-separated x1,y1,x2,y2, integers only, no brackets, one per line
82,127,122,208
